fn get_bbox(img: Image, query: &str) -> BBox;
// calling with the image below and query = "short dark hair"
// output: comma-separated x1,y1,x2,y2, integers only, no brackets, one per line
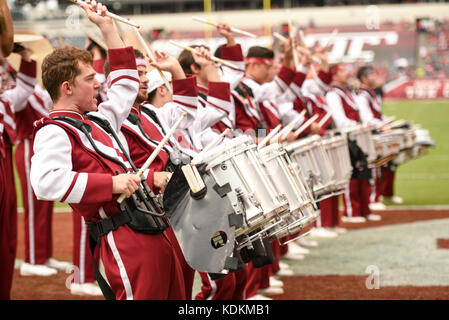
178,44,209,75
246,46,274,59
42,46,93,102
357,65,374,80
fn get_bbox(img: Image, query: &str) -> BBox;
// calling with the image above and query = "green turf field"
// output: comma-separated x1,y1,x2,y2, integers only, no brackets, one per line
13,99,449,209
382,100,449,205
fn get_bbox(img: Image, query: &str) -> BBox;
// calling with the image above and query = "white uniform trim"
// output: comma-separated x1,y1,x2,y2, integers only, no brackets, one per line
80,216,87,283
206,273,217,300
343,183,353,217
106,231,134,300
24,138,35,264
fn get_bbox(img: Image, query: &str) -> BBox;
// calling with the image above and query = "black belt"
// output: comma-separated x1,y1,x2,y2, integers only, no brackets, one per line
87,210,131,244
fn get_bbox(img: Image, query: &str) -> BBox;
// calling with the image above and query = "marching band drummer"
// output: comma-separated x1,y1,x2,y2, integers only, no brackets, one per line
0,44,37,300
30,1,185,300
325,64,381,223
355,65,403,211
299,49,347,238
6,36,75,279
105,48,200,299
355,65,387,212
177,24,241,301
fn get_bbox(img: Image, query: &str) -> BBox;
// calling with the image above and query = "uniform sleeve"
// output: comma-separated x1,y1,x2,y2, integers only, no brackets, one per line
194,81,231,135
256,65,295,102
98,46,139,133
219,44,245,90
325,91,358,129
156,75,199,130
278,102,306,130
30,125,113,204
355,93,382,126
2,59,37,113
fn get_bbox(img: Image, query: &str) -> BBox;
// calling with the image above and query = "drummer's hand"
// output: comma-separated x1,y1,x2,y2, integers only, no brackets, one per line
149,50,186,79
17,47,33,63
112,174,141,198
310,122,321,134
314,45,329,72
80,0,123,49
285,132,298,142
297,46,312,67
154,171,172,194
217,22,235,46
80,0,113,29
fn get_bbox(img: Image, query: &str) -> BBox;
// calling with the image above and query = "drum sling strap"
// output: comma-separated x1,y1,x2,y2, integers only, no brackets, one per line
52,115,169,300
235,82,267,131
139,108,191,170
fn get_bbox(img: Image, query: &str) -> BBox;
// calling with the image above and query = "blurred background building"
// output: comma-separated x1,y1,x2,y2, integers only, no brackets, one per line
9,0,449,98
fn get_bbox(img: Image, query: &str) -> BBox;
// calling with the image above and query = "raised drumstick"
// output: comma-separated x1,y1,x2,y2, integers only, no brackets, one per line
69,0,140,29
192,16,257,38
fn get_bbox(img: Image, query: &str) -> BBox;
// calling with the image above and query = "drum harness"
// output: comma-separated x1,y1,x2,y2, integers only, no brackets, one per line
52,115,170,299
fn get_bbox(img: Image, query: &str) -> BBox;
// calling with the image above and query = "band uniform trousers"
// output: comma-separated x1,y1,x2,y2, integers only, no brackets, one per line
196,272,236,300
164,224,195,300
316,195,340,228
342,178,371,218
72,211,96,284
14,137,54,265
0,145,18,299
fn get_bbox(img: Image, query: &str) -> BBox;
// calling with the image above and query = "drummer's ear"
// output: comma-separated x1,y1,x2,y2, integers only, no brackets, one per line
190,63,200,75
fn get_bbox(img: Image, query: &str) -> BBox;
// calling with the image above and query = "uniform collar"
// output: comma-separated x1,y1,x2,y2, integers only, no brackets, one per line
48,109,87,120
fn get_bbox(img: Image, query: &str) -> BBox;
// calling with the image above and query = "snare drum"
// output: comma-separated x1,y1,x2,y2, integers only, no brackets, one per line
322,134,352,192
285,135,336,198
198,135,290,233
372,131,400,166
258,143,318,239
343,124,377,166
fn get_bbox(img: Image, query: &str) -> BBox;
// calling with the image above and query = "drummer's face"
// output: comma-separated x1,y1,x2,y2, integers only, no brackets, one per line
335,67,349,85
71,62,101,113
251,62,273,84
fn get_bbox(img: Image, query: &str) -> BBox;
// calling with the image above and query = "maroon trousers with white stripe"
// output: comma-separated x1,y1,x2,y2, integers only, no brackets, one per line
195,272,236,300
14,138,54,265
72,211,96,284
316,196,340,227
0,145,17,299
342,178,371,218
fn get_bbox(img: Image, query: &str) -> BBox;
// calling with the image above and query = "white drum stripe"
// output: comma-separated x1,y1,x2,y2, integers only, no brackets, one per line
106,231,133,300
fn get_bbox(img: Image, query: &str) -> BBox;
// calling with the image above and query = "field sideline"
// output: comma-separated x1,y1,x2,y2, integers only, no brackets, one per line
13,99,449,209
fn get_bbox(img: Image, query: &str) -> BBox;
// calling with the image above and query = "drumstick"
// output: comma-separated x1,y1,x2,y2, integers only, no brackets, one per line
69,0,140,29
317,111,333,128
322,28,338,49
117,113,186,203
298,29,308,48
192,129,230,165
182,165,201,193
190,164,205,190
279,111,307,141
287,16,300,72
203,128,229,153
192,16,257,38
257,124,282,150
293,114,319,138
273,32,287,42
271,110,306,143
169,40,244,72
132,27,173,94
